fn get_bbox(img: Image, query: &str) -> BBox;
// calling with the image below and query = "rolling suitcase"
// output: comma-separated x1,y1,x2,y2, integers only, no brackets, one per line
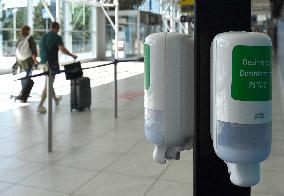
12,66,34,102
71,77,91,111
18,78,34,102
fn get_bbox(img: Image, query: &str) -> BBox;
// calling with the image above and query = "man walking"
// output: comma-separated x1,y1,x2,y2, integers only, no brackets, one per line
37,21,77,113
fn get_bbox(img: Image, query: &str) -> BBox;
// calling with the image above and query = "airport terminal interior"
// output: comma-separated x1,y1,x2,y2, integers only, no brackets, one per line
0,0,284,195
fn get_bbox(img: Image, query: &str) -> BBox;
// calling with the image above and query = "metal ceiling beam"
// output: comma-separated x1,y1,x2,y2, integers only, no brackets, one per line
64,0,115,7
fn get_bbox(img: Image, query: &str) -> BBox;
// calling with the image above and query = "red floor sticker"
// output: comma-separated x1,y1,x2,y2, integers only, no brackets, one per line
118,91,144,101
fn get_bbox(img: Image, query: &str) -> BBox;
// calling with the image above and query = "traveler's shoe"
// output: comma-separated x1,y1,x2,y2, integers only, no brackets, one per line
55,96,62,106
37,106,47,113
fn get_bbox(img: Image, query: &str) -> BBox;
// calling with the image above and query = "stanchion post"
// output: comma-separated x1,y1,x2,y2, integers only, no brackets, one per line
47,67,53,152
114,61,118,119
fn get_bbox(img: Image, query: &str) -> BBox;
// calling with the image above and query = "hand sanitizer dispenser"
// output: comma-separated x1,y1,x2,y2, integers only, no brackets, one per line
211,32,272,187
144,32,194,164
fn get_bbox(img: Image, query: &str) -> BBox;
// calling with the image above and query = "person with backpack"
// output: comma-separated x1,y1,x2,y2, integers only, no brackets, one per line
16,25,38,77
14,25,38,102
37,22,77,113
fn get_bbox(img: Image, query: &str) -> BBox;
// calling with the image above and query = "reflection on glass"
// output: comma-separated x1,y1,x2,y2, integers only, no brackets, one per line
0,1,96,65
1,7,27,56
105,11,162,59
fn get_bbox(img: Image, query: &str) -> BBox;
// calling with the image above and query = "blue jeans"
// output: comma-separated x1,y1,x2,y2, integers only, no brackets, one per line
21,66,33,89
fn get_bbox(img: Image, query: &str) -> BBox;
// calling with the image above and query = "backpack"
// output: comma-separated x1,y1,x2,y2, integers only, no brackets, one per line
16,35,32,61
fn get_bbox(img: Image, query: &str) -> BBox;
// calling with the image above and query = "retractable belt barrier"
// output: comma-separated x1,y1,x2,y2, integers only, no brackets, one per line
16,57,144,120
16,58,144,81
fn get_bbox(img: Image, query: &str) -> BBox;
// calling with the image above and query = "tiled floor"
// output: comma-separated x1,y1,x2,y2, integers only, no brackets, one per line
0,61,283,196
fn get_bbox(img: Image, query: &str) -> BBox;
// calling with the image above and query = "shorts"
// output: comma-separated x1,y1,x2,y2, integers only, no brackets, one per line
40,62,60,73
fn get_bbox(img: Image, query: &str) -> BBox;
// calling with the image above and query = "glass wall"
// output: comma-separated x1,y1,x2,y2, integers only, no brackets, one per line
139,0,161,14
0,0,52,57
61,1,96,62
70,3,92,54
105,13,138,58
1,6,28,56
0,0,97,66
33,2,52,44
105,10,162,59
139,11,162,56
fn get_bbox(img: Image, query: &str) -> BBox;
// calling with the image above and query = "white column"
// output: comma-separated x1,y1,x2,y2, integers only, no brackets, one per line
137,12,141,57
96,8,106,60
56,0,61,22
91,6,97,58
114,0,119,59
161,0,168,32
27,0,34,33
160,0,163,14
160,0,164,31
155,0,158,12
177,8,182,33
13,9,17,41
0,0,3,56
63,1,72,51
170,1,176,32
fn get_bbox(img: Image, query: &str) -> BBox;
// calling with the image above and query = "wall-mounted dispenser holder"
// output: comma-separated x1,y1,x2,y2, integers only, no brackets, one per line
144,32,194,164
211,32,272,187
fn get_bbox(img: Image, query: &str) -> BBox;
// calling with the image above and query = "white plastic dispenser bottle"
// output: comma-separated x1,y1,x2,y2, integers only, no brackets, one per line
144,32,194,164
211,32,272,187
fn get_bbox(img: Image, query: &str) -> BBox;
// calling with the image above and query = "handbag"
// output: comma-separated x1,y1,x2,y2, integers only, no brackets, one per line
64,61,83,80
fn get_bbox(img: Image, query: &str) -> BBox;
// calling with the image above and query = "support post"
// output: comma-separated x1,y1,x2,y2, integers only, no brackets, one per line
114,61,118,118
56,0,61,22
47,68,53,152
170,1,176,32
0,0,3,56
114,0,119,59
194,0,251,196
63,1,72,59
45,19,48,32
95,8,106,60
13,9,17,42
137,12,141,57
27,0,33,33
114,0,119,118
91,7,97,57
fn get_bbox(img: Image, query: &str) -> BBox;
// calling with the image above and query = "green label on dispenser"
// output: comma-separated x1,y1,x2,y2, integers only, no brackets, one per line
232,45,272,101
144,44,150,90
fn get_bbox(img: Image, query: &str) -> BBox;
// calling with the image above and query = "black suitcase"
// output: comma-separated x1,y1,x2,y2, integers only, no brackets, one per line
18,78,34,102
12,66,34,102
71,77,91,111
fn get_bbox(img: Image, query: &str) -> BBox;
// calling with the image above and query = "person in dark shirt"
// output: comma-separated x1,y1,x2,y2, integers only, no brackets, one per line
37,22,77,113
